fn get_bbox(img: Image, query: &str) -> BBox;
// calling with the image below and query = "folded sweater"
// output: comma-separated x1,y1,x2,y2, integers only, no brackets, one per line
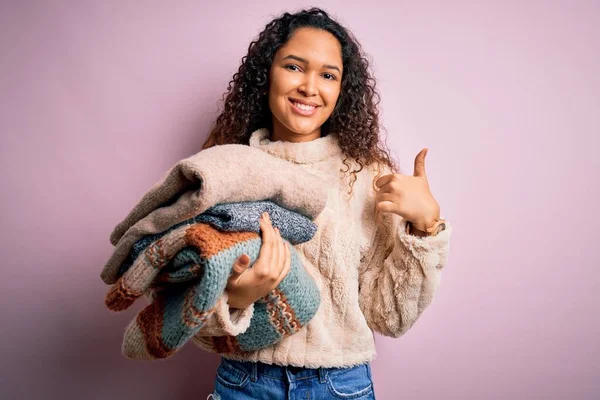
106,217,320,360
102,150,329,359
101,143,328,285
117,200,318,278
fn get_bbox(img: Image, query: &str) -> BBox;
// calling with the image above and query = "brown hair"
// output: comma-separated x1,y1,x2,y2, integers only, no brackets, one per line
201,7,400,196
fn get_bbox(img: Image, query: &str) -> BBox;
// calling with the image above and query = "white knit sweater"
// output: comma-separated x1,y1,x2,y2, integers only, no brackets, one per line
192,128,452,368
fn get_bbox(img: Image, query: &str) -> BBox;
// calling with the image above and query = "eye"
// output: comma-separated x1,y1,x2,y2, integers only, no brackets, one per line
323,73,337,81
285,64,301,72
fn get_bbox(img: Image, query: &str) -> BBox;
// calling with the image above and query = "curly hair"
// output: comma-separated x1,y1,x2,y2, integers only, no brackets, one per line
201,7,400,196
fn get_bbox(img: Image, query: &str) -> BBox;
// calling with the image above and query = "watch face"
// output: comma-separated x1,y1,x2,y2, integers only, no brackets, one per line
435,223,446,235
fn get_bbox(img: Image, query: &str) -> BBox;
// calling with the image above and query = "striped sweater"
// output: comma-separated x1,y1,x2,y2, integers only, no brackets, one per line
105,201,321,360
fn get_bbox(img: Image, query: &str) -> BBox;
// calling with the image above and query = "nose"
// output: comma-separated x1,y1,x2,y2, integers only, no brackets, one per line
298,73,317,97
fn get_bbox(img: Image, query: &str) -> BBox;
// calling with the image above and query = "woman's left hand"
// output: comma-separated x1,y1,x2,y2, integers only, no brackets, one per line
375,148,441,231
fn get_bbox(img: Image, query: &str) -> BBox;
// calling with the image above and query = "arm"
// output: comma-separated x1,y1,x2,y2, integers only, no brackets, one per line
358,169,452,338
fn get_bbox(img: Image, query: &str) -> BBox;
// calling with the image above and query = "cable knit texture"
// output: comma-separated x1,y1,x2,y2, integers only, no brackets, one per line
192,128,453,368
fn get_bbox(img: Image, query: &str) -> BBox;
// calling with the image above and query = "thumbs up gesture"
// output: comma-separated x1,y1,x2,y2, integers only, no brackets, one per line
374,148,441,231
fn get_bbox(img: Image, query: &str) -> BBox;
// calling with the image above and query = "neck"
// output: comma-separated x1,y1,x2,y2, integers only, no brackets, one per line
248,128,342,165
271,118,322,143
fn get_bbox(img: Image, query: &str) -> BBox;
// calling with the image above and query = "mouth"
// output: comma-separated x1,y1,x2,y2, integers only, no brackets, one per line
288,98,321,116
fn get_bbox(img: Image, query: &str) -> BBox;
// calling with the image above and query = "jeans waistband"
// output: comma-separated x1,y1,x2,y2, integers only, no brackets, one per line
221,357,367,383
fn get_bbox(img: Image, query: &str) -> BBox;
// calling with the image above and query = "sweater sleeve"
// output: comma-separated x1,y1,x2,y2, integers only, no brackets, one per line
357,168,452,338
197,291,255,336
121,290,255,360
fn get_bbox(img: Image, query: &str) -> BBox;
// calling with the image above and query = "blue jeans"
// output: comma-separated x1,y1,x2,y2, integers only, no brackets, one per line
210,356,377,399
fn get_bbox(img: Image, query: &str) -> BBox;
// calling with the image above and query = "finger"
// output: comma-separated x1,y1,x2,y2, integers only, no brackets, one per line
413,148,428,180
376,200,399,214
271,227,284,282
229,254,250,284
376,193,402,214
374,173,395,189
277,242,292,284
255,212,276,278
264,213,278,261
376,192,402,202
375,178,403,195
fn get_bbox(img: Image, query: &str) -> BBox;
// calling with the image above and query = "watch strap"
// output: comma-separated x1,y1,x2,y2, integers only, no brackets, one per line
406,218,446,237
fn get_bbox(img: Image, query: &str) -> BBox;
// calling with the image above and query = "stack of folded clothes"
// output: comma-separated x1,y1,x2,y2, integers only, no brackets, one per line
101,144,328,360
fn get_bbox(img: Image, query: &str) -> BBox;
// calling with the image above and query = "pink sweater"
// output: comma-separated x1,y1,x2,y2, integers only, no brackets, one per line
192,128,452,368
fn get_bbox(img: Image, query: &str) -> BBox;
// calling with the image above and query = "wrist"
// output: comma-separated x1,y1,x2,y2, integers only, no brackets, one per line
226,294,250,311
228,301,249,311
407,216,446,237
412,215,440,232
408,223,428,237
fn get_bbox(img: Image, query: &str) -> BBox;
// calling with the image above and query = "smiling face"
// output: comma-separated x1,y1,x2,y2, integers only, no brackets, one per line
267,27,343,142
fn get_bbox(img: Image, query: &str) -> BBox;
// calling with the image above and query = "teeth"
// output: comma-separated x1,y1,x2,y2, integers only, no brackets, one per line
293,101,316,111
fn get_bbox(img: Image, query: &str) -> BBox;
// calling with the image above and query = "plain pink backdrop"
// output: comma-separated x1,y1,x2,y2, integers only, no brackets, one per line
1,1,598,399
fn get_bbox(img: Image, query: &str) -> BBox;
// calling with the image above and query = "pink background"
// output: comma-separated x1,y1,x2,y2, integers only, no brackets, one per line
1,1,598,399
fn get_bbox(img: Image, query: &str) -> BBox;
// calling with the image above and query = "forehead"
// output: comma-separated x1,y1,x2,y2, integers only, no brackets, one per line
277,27,343,66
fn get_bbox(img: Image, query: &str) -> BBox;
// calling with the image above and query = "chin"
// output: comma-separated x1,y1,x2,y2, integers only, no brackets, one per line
292,119,327,133
290,125,317,134
291,126,321,136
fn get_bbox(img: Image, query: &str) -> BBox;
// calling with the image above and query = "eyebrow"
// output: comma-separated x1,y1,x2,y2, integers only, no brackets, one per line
281,54,341,73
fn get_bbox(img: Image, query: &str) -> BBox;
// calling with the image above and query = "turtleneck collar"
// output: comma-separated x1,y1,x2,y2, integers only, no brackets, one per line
248,128,342,165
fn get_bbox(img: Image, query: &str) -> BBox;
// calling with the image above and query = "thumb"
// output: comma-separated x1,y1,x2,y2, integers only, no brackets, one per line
229,254,250,283
413,148,428,180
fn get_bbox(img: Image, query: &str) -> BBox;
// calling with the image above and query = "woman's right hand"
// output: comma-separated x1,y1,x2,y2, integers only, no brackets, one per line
225,211,292,310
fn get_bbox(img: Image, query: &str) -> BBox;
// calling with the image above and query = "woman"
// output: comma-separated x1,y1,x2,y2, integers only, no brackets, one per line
201,7,451,400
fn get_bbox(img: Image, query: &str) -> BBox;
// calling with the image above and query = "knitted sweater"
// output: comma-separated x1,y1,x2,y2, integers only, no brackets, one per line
102,144,332,359
101,143,328,285
116,200,318,277
191,128,453,368
105,201,321,360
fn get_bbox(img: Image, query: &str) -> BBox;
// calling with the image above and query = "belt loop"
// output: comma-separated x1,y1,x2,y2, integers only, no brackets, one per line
318,367,327,384
365,362,372,380
251,362,258,382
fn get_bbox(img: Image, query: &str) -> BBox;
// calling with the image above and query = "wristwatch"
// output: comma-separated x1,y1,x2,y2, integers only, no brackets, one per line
406,218,447,237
